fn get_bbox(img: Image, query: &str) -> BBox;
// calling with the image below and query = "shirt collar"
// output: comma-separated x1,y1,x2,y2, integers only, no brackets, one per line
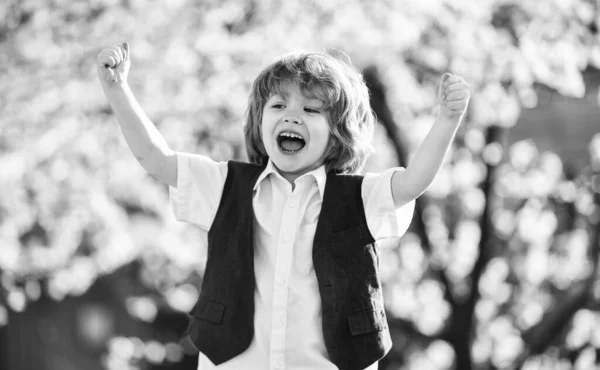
253,159,327,197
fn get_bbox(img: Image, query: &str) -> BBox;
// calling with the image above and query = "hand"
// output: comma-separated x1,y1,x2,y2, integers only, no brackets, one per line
96,42,130,87
438,73,470,120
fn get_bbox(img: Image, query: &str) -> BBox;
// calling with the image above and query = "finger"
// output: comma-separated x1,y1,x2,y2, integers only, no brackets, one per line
102,55,117,69
441,72,452,83
445,91,467,102
107,48,122,63
102,50,123,69
444,82,469,93
116,43,128,62
123,42,129,60
444,75,463,84
444,79,463,91
97,54,113,68
113,45,125,62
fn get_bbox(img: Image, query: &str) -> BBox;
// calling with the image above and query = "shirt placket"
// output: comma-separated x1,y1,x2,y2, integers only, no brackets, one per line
269,189,300,370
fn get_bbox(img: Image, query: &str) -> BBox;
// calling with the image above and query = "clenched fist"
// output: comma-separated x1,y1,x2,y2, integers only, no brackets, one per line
438,73,470,120
97,42,130,87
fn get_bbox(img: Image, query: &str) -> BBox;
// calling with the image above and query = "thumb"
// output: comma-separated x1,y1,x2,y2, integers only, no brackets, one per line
123,42,129,60
441,72,452,83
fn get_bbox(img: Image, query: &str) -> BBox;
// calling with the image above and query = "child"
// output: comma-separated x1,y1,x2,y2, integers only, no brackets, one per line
97,42,470,370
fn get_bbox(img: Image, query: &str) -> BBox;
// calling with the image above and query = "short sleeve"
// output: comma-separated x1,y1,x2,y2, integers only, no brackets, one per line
168,152,228,231
362,167,415,240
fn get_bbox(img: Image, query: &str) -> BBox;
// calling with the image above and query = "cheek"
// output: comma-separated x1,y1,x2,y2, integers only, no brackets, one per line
261,112,276,131
314,128,332,153
255,120,270,152
323,131,333,147
259,117,270,141
320,121,332,146
260,129,271,151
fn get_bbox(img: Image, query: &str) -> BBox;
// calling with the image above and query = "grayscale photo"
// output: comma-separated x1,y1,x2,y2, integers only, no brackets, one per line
1,1,600,369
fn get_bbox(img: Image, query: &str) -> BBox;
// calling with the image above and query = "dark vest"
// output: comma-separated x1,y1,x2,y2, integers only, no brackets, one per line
185,161,391,370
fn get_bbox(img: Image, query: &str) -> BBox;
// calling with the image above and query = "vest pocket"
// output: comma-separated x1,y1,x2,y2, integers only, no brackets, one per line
190,298,226,324
347,309,387,336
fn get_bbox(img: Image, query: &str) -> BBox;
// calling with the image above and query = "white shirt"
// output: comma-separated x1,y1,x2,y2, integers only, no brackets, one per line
169,152,415,370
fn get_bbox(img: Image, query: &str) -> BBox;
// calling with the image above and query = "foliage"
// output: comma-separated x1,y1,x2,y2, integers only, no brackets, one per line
1,0,600,369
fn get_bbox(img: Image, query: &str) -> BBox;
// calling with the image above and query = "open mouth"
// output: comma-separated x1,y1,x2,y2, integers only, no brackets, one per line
277,131,306,154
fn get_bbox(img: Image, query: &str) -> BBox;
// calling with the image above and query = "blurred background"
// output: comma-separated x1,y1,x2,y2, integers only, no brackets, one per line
1,0,600,369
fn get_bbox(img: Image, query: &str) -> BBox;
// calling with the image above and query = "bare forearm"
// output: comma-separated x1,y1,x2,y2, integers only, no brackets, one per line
391,73,470,208
102,83,173,172
404,114,462,195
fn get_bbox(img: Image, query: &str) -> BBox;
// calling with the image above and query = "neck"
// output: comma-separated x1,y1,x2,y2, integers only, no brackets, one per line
272,164,324,191
277,169,299,190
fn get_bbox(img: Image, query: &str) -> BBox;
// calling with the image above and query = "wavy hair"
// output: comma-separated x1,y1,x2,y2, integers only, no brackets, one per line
244,50,375,174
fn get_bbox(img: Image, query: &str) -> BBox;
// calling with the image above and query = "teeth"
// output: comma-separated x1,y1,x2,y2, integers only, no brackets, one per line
279,132,304,140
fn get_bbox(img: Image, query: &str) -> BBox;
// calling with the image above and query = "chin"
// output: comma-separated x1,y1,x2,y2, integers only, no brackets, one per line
267,145,326,176
273,159,303,173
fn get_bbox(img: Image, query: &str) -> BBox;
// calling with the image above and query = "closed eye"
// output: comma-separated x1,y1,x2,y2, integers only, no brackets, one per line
271,104,285,109
304,107,320,113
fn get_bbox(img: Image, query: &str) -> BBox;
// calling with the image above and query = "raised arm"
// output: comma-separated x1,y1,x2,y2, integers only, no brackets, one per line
96,42,177,187
391,73,470,208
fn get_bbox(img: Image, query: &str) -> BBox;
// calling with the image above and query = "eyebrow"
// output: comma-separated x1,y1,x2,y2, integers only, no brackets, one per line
268,91,324,104
308,100,325,109
268,93,286,100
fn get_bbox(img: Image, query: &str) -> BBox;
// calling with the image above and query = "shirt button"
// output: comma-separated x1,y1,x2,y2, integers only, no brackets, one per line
284,236,291,242
277,320,284,328
289,202,296,208
277,278,285,285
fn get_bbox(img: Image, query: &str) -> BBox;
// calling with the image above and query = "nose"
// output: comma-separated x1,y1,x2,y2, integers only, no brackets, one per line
283,116,302,125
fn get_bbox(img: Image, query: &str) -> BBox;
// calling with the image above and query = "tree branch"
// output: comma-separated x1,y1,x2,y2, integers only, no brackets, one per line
442,126,504,370
463,126,504,321
511,185,600,369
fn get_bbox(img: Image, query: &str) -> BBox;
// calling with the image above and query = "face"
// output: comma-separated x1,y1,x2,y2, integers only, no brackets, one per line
261,82,331,183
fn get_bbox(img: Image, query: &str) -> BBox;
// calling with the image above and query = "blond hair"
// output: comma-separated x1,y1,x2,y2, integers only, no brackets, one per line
244,51,375,174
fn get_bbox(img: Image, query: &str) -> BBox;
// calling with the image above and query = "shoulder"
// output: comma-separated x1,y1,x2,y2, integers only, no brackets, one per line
327,171,364,184
361,168,415,240
362,167,404,190
228,160,265,171
363,167,411,208
221,160,268,191
324,172,365,208
326,172,364,196
227,160,266,177
175,152,229,176
178,155,265,175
